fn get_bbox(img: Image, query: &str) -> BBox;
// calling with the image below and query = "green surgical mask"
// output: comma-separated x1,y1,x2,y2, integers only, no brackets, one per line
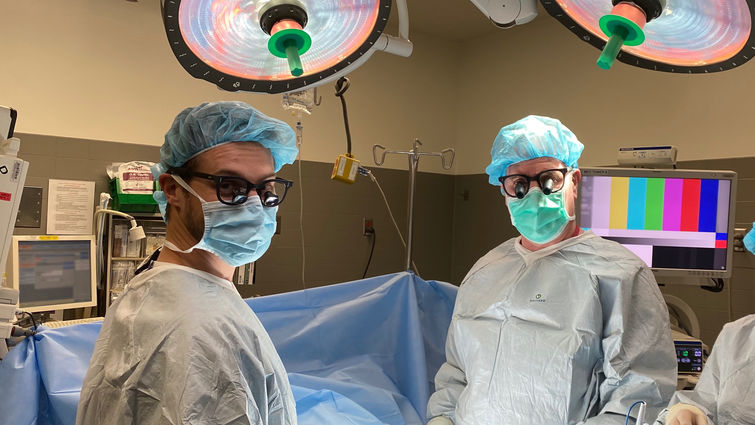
506,185,575,245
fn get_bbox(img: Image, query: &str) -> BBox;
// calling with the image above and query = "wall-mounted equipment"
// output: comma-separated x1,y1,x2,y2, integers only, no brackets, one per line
469,0,539,28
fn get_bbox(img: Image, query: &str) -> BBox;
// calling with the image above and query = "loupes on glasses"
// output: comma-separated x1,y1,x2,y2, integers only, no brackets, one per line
498,168,569,199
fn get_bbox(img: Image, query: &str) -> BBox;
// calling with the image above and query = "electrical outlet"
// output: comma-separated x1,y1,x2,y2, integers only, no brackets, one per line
363,217,373,236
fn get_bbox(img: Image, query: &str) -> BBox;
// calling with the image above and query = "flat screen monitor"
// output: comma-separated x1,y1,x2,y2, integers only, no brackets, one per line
6,235,97,312
578,168,737,278
675,340,704,374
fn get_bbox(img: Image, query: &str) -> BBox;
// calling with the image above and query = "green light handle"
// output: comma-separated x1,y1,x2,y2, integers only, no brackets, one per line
597,25,629,70
284,39,303,77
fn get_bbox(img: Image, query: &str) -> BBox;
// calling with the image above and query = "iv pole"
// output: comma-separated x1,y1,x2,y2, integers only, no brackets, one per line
373,139,455,272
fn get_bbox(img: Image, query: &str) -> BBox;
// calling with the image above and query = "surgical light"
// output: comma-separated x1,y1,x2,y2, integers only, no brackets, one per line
161,0,411,94
540,0,755,72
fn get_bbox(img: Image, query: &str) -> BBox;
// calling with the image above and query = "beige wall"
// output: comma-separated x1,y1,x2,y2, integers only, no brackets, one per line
454,14,755,174
0,0,459,174
3,2,754,175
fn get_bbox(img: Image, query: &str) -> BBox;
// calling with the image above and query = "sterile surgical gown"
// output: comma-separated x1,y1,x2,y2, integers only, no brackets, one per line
76,262,297,425
427,231,677,425
654,314,755,425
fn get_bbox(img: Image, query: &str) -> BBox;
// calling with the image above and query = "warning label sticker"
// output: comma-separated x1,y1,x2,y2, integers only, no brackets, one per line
0,192,11,201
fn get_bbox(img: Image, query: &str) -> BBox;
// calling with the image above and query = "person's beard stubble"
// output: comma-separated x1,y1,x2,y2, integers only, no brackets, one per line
182,197,206,243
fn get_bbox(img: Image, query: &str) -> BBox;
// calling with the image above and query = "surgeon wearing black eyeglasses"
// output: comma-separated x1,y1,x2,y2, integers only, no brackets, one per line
77,101,299,425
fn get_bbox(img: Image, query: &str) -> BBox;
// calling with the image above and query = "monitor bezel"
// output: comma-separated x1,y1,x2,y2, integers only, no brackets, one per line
8,235,97,313
577,167,737,279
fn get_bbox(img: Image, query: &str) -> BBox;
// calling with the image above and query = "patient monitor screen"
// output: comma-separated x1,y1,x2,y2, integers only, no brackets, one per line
580,173,732,272
16,240,94,309
675,341,704,374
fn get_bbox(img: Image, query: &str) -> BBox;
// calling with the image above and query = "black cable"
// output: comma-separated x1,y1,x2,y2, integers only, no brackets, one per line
701,278,724,293
12,311,38,336
135,247,161,276
362,228,376,279
21,311,37,329
334,77,352,155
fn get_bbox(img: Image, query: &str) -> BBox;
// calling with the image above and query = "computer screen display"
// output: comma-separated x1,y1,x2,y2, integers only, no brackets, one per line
8,236,97,312
675,340,704,374
578,168,737,278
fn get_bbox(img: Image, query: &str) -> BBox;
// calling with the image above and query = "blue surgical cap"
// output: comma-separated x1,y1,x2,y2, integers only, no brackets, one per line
151,101,297,220
745,225,755,255
485,115,584,186
151,101,298,178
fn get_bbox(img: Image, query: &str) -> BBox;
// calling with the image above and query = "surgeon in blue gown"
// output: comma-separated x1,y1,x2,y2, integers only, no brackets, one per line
76,101,299,425
426,115,677,425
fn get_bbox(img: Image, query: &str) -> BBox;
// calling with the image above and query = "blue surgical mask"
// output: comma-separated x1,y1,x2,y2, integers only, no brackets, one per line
506,180,575,245
164,175,277,266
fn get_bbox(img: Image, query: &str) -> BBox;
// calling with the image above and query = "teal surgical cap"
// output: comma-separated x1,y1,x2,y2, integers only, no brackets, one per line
485,115,584,186
151,101,298,178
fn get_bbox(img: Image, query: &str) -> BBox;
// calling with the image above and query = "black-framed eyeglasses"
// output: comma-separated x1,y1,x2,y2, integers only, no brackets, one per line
168,168,293,207
498,168,569,199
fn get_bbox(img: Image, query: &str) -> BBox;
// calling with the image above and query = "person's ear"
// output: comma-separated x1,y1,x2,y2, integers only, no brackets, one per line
571,169,581,197
159,174,183,210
